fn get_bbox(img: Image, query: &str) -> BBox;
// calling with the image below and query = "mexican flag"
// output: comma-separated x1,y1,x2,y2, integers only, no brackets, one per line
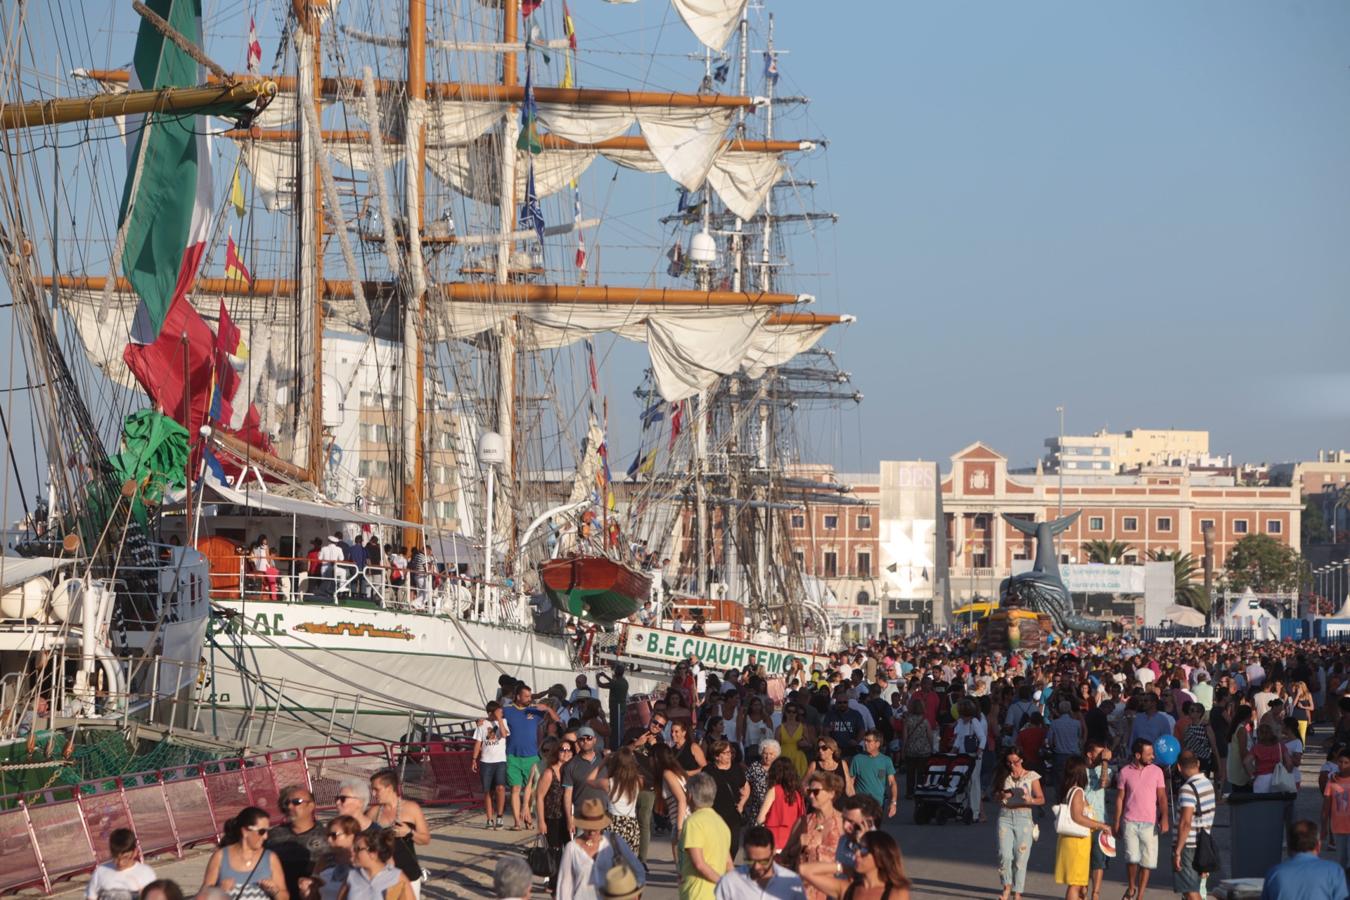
118,0,212,345
118,0,274,459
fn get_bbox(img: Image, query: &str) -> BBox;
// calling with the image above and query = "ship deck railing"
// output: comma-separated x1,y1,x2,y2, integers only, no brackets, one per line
212,555,530,627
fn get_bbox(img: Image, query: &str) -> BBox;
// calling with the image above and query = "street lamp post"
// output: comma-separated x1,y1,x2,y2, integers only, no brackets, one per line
1056,405,1065,519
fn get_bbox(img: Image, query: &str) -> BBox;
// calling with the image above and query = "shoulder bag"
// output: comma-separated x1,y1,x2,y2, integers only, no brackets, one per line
1053,786,1091,838
1187,783,1219,875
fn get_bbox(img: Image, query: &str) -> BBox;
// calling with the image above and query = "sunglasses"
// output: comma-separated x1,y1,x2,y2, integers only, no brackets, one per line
326,831,344,840
245,826,269,836
806,788,822,796
579,736,595,741
335,795,357,803
285,798,311,806
857,845,873,858
560,748,575,754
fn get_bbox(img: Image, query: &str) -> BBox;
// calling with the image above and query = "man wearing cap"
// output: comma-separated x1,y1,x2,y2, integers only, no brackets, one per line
564,725,609,834
316,533,345,601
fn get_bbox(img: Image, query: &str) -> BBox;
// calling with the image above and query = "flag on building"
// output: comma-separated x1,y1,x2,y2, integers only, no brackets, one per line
224,234,252,285
247,16,262,74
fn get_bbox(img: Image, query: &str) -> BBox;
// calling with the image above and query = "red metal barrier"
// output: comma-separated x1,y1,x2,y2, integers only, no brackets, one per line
0,743,393,896
301,742,392,809
391,741,480,808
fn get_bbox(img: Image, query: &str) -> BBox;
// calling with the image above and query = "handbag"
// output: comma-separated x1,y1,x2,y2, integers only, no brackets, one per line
525,836,556,878
1270,762,1297,793
1187,784,1219,874
1054,787,1091,838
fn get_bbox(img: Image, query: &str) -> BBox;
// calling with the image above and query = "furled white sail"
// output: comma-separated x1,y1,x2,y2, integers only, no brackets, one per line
536,103,635,144
706,151,786,221
636,107,734,190
426,299,809,401
671,0,749,51
426,140,595,204
741,323,842,380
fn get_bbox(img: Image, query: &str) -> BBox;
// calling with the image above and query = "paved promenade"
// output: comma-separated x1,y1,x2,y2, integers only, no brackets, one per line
30,747,1328,900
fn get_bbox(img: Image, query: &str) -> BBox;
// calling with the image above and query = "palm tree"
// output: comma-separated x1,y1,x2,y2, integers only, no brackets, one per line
1148,549,1209,613
1081,540,1135,564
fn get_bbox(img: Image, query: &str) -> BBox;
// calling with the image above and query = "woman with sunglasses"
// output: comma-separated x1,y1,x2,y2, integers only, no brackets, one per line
800,830,911,900
201,807,287,900
806,737,855,797
777,703,814,778
780,771,845,900
535,739,574,892
339,831,410,900
301,815,361,900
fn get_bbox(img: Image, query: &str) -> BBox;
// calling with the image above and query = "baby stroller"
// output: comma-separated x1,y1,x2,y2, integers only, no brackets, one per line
912,752,975,825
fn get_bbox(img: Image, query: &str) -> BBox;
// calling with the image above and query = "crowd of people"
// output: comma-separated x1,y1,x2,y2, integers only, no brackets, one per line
81,631,1350,900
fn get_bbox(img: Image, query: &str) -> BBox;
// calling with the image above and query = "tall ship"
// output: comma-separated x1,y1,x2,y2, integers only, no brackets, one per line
0,0,854,750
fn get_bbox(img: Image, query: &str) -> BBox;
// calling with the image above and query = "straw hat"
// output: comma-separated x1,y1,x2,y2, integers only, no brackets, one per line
600,863,642,899
574,797,612,831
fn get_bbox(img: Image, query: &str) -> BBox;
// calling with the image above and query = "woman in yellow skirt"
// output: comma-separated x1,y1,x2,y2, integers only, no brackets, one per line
1054,757,1112,900
776,701,815,778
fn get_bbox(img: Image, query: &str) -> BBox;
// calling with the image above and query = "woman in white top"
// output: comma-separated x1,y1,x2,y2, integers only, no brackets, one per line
991,748,1043,900
952,699,989,822
584,747,643,851
739,696,775,754
1281,715,1305,791
554,798,644,900
251,536,280,600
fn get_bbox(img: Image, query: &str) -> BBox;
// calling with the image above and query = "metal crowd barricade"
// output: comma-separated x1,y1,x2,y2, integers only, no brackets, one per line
1,733,552,895
301,742,394,808
391,741,480,809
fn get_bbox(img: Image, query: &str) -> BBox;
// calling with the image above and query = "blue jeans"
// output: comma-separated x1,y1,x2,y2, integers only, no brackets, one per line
998,811,1034,893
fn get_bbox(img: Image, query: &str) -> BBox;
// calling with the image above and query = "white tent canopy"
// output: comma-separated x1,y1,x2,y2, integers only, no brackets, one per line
1226,586,1279,639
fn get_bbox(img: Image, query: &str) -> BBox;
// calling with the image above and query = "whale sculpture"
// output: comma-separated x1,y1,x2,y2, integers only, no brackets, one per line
998,511,1108,637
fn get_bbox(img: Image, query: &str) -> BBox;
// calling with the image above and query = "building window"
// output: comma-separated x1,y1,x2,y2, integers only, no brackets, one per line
974,515,988,530
1233,519,1249,534
1122,517,1139,532
824,515,839,530
1267,519,1282,534
790,514,805,529
436,431,456,451
857,552,871,578
1124,554,1138,564
1199,518,1215,532
823,551,838,578
358,459,391,479
793,550,804,569
1088,516,1104,531
856,514,872,530
971,552,987,568
1157,516,1173,533
362,423,392,442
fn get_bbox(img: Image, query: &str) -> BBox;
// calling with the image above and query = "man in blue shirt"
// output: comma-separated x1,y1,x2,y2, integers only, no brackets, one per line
1262,820,1349,900
501,683,559,830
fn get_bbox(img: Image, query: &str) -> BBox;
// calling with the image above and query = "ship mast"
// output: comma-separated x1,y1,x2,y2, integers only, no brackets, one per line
294,0,325,480
401,0,427,548
496,0,520,572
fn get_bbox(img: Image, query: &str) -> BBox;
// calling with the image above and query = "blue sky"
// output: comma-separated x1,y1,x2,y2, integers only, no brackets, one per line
766,0,1350,471
12,0,1350,502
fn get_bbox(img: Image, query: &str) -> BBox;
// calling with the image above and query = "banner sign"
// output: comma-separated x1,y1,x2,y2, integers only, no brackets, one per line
1012,561,1147,593
623,627,827,676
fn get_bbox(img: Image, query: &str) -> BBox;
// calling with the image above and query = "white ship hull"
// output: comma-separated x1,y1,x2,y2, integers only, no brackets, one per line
200,599,658,748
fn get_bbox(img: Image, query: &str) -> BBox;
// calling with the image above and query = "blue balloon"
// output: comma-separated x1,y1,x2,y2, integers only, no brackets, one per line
1153,735,1181,766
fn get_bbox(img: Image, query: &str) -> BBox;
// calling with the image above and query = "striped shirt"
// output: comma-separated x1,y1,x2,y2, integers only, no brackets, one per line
1178,774,1216,847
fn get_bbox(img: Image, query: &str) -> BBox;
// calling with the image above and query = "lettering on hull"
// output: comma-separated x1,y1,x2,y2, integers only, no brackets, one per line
622,628,825,676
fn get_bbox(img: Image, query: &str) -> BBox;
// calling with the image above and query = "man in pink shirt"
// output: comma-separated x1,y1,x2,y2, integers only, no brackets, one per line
1114,737,1169,900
